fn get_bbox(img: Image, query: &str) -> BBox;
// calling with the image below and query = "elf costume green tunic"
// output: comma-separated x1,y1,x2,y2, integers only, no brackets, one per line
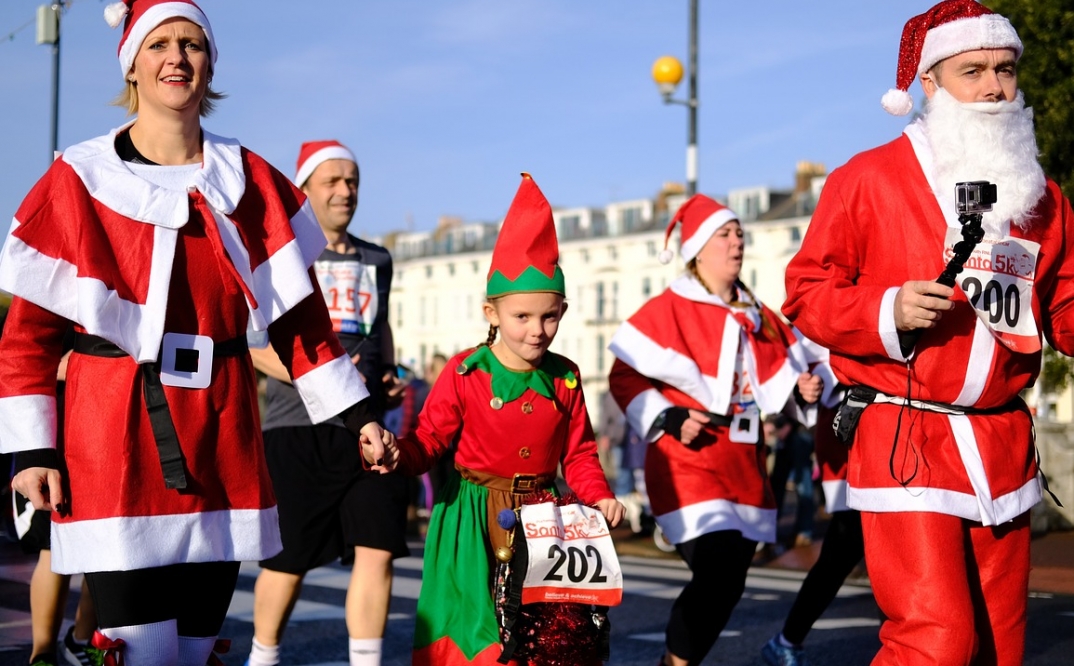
394,175,615,665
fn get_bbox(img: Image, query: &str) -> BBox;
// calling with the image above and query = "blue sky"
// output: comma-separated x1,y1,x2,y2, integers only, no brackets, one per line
0,0,944,240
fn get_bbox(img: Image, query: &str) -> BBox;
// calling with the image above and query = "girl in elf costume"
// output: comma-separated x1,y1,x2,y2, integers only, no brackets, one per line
608,194,831,666
389,174,624,665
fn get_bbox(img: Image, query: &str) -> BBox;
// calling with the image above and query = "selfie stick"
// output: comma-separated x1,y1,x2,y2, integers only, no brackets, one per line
900,181,995,355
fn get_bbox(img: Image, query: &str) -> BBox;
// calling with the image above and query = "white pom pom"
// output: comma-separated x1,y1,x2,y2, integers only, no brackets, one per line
658,249,675,265
881,88,914,116
104,2,129,29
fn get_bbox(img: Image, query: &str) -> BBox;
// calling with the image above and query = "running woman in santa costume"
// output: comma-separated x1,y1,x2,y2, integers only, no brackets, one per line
608,194,832,666
383,174,624,665
0,1,390,664
783,1,1074,662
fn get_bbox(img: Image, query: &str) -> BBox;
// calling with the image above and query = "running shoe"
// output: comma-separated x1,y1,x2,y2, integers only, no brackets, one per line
761,634,811,666
62,626,103,666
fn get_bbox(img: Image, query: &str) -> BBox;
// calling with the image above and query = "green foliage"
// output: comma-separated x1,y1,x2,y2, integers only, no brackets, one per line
1041,345,1074,394
985,0,1074,199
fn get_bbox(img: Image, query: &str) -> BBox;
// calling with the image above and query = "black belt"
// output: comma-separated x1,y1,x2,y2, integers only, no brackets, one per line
72,332,248,490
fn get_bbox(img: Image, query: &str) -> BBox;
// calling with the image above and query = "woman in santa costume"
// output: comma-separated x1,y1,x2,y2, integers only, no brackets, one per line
608,194,831,666
389,174,623,665
0,1,388,664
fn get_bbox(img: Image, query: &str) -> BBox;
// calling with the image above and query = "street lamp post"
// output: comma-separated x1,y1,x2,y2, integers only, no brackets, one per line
35,2,65,160
652,0,699,197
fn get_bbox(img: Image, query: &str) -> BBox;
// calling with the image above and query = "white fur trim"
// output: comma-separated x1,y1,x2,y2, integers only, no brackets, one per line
117,2,217,78
822,479,850,514
0,395,57,454
654,498,777,545
879,286,907,361
679,208,738,262
294,145,357,188
624,389,674,443
291,354,370,424
846,476,1039,526
658,248,675,265
918,14,1022,77
881,88,914,116
608,320,731,414
948,414,996,525
50,507,281,574
952,317,995,407
103,2,128,29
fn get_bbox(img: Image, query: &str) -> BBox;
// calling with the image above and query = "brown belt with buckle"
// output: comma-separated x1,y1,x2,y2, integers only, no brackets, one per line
455,464,557,554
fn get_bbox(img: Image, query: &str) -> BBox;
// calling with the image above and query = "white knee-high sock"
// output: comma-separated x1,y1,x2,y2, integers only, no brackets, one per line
349,637,382,666
100,619,179,666
247,637,281,666
177,635,217,666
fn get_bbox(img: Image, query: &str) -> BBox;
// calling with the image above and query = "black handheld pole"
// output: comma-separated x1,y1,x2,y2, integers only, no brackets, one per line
899,181,995,356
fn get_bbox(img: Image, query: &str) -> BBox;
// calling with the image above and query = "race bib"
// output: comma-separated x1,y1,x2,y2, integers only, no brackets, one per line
314,259,378,336
729,404,760,444
519,502,623,606
944,229,1041,354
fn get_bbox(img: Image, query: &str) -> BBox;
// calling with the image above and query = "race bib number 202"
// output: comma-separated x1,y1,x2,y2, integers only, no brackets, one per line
519,502,623,606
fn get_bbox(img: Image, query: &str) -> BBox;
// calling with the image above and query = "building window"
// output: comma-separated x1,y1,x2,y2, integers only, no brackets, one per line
560,215,581,239
425,265,433,278
744,231,753,246
581,249,590,263
647,241,657,257
472,260,479,273
621,206,642,232
397,302,403,328
790,226,802,243
612,281,619,320
420,297,426,326
596,334,605,373
642,277,652,299
448,263,455,276
750,268,757,288
595,282,605,321
607,245,617,261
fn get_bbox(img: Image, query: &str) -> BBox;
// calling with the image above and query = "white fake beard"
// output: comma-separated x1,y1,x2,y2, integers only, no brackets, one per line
922,88,1046,234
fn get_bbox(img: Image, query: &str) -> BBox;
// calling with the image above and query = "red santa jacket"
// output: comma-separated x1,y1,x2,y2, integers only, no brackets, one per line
608,275,825,544
0,127,368,573
784,125,1074,526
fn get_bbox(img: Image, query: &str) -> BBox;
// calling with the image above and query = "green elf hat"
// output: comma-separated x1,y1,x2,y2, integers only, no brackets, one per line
486,173,566,298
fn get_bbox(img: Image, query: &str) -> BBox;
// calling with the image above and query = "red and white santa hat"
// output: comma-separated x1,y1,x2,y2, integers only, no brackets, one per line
294,140,358,188
881,0,1021,116
658,194,739,265
104,0,216,78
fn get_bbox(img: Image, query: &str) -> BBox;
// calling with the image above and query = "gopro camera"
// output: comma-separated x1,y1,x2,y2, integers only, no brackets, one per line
955,181,997,215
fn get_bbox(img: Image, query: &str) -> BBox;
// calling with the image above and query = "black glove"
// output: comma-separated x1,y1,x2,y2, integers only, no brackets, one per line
654,407,691,441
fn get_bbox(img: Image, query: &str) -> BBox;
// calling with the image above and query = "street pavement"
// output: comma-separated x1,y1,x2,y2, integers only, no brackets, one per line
0,525,1072,665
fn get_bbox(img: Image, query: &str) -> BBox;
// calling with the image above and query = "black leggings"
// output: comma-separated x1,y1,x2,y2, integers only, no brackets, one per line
85,561,240,637
666,530,757,664
782,510,865,645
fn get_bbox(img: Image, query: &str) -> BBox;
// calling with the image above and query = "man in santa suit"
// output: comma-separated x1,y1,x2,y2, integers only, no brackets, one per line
783,1,1074,663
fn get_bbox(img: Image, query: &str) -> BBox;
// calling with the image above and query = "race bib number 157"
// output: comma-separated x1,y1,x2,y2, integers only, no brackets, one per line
519,502,623,606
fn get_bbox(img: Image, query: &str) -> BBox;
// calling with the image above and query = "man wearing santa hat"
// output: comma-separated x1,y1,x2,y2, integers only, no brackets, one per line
784,1,1074,663
244,141,409,666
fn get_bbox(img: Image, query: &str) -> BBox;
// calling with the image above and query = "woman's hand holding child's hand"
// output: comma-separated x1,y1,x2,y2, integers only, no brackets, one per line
359,423,399,474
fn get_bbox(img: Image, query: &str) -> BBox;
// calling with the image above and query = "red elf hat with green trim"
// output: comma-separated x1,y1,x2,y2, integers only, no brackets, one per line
486,173,565,298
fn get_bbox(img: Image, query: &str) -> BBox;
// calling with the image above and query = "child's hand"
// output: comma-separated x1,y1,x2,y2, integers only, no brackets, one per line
359,423,398,474
595,497,625,529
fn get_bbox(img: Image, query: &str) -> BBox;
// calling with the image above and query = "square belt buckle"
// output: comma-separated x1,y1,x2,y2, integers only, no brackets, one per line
511,473,539,494
160,333,214,389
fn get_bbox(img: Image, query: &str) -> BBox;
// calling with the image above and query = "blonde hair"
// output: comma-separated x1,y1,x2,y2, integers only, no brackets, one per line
112,79,226,117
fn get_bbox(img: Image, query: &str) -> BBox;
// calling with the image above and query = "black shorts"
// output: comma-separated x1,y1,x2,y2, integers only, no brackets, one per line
13,491,51,554
260,424,410,573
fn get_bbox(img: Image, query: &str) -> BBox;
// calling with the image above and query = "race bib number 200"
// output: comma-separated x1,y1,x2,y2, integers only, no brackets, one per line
944,229,1041,354
519,502,623,606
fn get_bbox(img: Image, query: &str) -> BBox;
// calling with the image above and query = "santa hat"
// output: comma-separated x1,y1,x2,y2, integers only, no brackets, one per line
486,174,565,298
658,194,739,265
294,140,358,188
881,0,1022,116
104,0,216,79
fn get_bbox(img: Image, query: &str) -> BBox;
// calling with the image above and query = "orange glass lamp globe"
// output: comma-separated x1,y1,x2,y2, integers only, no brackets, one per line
652,55,684,96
